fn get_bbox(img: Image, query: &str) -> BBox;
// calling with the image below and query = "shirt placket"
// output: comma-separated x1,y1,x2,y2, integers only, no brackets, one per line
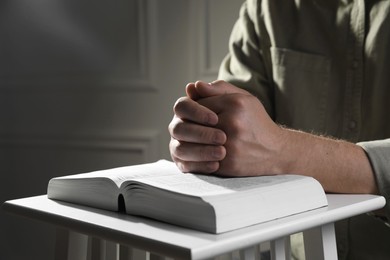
343,0,365,141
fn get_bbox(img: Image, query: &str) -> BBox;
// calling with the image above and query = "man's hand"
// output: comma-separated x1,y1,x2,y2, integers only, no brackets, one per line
169,80,378,194
169,80,287,176
168,82,227,173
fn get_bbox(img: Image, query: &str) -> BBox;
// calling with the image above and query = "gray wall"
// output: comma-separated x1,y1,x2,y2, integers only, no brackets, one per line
0,0,243,259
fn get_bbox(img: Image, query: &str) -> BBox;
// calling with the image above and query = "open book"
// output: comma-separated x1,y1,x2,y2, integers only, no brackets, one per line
47,160,328,234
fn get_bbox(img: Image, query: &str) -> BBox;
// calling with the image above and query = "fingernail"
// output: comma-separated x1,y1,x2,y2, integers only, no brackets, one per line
206,113,218,125
212,146,226,160
206,161,219,173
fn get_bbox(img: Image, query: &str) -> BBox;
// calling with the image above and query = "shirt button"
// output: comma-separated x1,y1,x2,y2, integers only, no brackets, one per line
348,120,357,130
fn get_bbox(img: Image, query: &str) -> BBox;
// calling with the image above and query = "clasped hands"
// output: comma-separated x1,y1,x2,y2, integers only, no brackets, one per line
168,80,288,177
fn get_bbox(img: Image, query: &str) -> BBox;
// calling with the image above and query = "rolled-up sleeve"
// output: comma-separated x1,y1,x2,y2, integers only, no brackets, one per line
358,139,390,218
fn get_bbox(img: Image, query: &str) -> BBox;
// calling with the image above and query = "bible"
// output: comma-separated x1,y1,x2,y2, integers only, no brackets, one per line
47,160,328,234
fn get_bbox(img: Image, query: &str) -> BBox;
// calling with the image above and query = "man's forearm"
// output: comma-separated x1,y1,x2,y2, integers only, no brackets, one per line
281,128,378,194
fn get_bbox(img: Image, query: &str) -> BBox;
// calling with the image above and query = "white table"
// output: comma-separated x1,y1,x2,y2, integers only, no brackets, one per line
2,194,385,260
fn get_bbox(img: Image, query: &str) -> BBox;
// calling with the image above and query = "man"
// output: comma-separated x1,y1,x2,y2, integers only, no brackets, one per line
169,0,390,259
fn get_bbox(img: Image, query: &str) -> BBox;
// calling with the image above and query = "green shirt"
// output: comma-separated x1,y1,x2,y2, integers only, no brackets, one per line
218,0,390,259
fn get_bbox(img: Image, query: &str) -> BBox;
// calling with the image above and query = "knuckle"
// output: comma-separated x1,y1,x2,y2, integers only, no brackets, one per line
169,138,190,161
168,118,177,135
225,93,257,111
170,120,186,139
223,118,242,137
228,94,247,108
176,161,189,173
169,137,178,151
173,97,190,114
174,141,188,159
229,117,240,129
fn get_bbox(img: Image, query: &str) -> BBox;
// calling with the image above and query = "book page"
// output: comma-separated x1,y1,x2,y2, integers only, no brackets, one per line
54,160,180,187
133,172,307,197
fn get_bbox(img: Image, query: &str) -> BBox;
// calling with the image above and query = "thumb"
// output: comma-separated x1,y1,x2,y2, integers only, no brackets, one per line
194,80,250,98
185,82,201,100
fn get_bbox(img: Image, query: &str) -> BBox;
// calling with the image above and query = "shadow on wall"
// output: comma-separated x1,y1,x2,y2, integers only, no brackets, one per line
0,0,162,259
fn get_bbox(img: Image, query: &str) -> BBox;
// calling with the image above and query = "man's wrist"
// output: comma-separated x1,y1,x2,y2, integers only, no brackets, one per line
275,127,307,175
275,128,378,194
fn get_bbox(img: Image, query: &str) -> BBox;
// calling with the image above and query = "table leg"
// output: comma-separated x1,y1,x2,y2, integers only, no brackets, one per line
55,229,164,260
87,236,103,260
55,228,89,260
303,223,337,260
150,253,172,260
87,237,122,260
104,240,120,260
270,236,291,260
119,244,150,260
238,245,263,260
55,228,69,260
